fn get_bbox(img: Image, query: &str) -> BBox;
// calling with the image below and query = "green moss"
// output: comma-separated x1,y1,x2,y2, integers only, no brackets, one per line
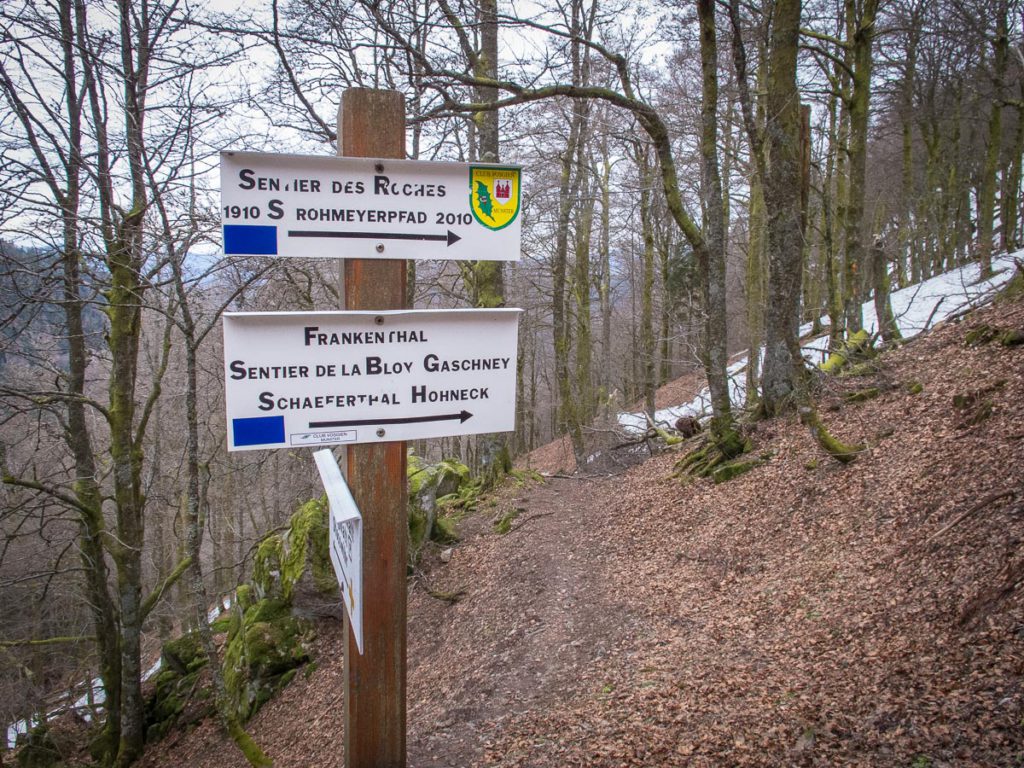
408,453,476,558
509,468,544,485
252,534,283,596
995,265,1024,302
432,515,460,544
235,583,254,610
820,328,871,374
143,630,216,743
222,597,312,723
904,381,924,395
161,631,204,674
277,668,298,689
841,361,878,377
280,498,331,597
999,329,1024,346
798,405,864,464
494,507,522,534
243,597,290,626
227,719,273,768
845,387,880,403
964,324,999,346
672,425,750,480
712,456,768,484
252,498,333,600
16,725,61,768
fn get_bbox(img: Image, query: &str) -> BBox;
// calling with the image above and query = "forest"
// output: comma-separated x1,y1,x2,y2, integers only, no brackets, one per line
1,0,1022,765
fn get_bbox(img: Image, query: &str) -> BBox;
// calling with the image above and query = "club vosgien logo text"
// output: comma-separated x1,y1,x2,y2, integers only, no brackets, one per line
469,166,521,231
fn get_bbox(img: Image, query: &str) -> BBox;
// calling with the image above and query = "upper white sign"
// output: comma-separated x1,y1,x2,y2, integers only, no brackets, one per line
220,151,522,261
223,309,520,451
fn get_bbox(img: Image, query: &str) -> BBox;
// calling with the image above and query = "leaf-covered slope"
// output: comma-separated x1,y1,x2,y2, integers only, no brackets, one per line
140,289,1024,767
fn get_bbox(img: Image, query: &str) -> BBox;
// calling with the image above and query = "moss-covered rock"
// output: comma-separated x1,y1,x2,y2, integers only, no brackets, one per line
251,499,333,603
964,324,1000,346
144,631,212,743
996,262,1024,303
408,453,473,557
161,631,205,675
999,329,1024,346
15,725,62,768
222,597,313,723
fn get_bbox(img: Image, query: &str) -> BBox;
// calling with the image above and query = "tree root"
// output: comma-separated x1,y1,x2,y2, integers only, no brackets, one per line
798,404,864,463
412,566,466,604
672,425,749,480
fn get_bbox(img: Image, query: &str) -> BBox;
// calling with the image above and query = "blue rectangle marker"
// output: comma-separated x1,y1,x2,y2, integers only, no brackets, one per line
233,415,285,447
224,225,278,255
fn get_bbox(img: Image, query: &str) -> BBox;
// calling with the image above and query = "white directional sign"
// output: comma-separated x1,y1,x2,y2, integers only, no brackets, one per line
220,151,522,261
313,449,363,654
223,309,520,451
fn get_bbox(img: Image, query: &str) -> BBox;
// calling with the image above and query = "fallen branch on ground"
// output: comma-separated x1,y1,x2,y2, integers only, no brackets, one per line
927,489,1018,546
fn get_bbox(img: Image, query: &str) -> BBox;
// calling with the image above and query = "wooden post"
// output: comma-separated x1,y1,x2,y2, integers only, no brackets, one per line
338,88,407,768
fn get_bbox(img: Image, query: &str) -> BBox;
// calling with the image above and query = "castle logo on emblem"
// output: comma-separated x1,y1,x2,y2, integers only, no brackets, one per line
469,166,521,231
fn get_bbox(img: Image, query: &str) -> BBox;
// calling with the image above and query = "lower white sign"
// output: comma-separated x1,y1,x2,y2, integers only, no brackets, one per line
223,308,520,451
314,449,363,654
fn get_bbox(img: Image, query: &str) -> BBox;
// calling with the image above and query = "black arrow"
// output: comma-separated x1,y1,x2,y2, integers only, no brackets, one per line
288,229,462,246
310,410,472,429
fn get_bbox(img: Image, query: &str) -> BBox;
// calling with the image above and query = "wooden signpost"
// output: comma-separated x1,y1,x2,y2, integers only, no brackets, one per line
338,88,407,768
220,86,522,767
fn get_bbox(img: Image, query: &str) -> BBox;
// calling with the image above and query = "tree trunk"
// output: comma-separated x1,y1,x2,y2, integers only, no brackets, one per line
977,0,1008,278
746,168,765,407
467,0,510,485
1003,97,1024,252
759,0,805,415
841,0,880,337
823,85,844,352
695,0,741,451
598,141,613,398
573,154,595,427
639,152,657,419
871,236,901,342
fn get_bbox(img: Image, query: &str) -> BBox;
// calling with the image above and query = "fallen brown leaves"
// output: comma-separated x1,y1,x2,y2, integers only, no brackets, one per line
138,294,1024,768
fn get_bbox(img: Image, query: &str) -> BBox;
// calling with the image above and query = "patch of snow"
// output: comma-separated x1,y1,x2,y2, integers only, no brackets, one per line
619,252,1021,434
4,592,237,748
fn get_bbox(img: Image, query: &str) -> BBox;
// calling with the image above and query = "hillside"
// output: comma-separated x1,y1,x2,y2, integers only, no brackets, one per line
136,285,1024,767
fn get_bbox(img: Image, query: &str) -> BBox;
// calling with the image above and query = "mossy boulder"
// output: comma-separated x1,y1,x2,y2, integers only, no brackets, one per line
995,261,1024,303
252,499,334,601
161,631,205,675
15,725,62,768
222,597,313,723
143,631,212,743
253,499,338,620
408,454,472,556
999,329,1024,346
